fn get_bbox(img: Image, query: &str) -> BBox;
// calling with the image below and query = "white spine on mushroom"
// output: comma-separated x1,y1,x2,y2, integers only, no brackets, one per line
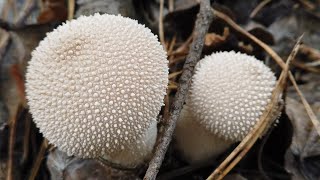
174,51,276,163
26,14,168,167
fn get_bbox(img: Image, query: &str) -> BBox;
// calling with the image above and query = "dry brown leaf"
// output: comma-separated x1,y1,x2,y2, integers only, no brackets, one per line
285,97,320,180
37,0,67,24
0,162,7,180
204,27,229,47
62,153,140,180
0,29,10,56
10,65,26,106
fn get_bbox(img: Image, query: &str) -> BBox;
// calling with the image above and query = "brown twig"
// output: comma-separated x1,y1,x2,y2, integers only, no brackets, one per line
21,114,31,164
213,8,320,136
6,106,22,180
143,0,213,179
28,139,48,180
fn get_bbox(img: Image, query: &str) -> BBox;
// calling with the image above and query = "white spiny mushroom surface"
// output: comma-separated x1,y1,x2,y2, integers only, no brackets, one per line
25,14,168,164
189,51,276,142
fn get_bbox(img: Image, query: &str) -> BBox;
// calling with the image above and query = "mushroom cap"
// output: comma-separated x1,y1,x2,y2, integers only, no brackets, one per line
26,14,168,160
188,51,276,142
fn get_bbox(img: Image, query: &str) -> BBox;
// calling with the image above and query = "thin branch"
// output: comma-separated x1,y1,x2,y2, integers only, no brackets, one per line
21,114,31,163
6,115,17,180
143,0,213,179
28,139,48,180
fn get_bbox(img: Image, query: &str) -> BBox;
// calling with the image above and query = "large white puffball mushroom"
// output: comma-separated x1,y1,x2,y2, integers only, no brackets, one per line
175,51,276,163
26,14,168,167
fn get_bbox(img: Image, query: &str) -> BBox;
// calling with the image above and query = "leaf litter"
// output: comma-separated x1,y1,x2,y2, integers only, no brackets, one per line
0,0,320,179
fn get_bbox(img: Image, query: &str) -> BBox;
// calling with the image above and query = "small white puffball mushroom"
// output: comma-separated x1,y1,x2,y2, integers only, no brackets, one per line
174,51,276,163
25,14,168,167
175,106,233,163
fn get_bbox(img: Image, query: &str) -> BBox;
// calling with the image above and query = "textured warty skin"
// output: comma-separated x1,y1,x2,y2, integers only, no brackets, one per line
26,14,168,167
175,51,276,163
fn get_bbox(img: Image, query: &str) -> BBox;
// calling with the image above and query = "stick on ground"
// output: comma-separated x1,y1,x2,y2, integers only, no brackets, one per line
143,0,213,179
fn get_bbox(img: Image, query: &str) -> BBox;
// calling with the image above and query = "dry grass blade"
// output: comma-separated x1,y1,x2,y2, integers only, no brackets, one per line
168,0,174,12
207,35,303,180
292,60,320,74
299,44,320,61
159,0,165,46
167,36,177,55
250,0,272,18
297,0,316,10
163,89,171,122
68,0,75,20
28,139,48,180
213,9,285,67
169,71,182,79
0,29,10,56
290,74,320,135
168,81,178,90
1,0,15,20
212,8,320,136
168,35,193,56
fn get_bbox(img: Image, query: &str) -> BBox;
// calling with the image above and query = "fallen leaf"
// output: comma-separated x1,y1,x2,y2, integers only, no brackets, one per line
204,27,229,47
37,0,67,24
285,97,320,180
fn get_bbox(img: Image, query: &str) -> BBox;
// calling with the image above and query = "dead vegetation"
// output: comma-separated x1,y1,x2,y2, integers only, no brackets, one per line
0,0,319,180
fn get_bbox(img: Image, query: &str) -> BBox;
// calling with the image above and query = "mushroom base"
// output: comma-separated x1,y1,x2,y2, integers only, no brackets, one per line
101,120,157,168
174,106,233,164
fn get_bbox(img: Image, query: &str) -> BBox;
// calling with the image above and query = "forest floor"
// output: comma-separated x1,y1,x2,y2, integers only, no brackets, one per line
0,0,320,180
